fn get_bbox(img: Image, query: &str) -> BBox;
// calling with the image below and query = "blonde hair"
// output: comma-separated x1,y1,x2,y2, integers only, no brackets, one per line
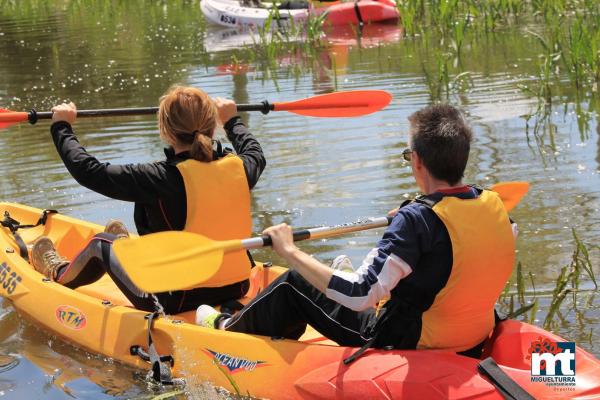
158,86,217,162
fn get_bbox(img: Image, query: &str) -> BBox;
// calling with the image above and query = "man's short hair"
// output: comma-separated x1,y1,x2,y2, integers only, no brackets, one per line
408,104,473,186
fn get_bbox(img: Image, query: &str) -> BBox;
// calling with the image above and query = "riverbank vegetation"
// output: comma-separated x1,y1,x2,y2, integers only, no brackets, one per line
501,230,598,337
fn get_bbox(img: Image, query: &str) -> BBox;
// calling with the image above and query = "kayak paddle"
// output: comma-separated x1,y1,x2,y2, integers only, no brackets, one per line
0,90,392,129
490,181,529,212
113,181,529,293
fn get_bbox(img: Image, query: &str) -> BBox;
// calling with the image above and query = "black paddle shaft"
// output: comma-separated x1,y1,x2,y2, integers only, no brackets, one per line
26,101,274,124
260,230,311,247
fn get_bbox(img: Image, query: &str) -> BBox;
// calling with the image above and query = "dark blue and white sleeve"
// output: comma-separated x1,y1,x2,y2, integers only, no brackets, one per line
324,207,422,311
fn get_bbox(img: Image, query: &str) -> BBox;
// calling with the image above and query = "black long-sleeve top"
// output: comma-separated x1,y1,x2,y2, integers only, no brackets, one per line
50,116,266,235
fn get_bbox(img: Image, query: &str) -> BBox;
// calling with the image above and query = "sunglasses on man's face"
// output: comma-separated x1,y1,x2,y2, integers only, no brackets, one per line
402,148,413,162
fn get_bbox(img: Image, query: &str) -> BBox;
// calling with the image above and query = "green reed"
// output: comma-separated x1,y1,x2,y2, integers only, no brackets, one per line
518,30,559,155
506,2,599,148
500,229,598,331
420,45,473,102
396,0,599,85
395,0,425,36
561,13,599,90
252,7,326,63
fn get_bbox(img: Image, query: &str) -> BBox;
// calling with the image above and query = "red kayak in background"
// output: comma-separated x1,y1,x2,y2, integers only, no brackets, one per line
317,0,398,26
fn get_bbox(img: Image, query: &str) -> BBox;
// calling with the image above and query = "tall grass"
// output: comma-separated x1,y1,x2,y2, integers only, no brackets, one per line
251,7,327,65
396,0,600,89
386,0,591,146
500,229,598,331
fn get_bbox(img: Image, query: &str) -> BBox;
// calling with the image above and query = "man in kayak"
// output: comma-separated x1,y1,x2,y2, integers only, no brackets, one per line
31,86,266,314
197,104,516,357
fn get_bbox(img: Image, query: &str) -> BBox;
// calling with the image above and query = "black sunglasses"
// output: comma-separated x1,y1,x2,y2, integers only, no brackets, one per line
402,148,413,162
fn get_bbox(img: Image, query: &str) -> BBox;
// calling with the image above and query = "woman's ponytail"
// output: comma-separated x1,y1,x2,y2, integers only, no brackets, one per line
158,86,218,162
190,131,213,162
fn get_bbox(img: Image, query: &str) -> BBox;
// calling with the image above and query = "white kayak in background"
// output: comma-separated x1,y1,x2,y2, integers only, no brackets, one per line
200,0,399,29
201,0,309,28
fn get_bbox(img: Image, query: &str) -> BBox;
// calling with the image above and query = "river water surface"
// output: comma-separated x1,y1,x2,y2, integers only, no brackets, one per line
0,1,599,398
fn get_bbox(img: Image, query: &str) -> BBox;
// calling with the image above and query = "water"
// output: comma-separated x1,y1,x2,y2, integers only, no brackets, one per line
0,1,599,398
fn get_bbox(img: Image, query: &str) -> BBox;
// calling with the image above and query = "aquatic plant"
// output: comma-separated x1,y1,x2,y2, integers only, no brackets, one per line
251,6,326,61
561,13,599,90
395,0,425,36
304,10,328,43
450,13,469,56
517,11,599,151
500,229,598,331
395,0,599,75
420,48,473,102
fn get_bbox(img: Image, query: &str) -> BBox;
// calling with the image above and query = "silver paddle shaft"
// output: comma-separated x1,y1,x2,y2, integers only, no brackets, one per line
241,216,393,249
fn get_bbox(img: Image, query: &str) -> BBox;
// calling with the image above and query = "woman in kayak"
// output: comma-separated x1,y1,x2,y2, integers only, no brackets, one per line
31,86,266,314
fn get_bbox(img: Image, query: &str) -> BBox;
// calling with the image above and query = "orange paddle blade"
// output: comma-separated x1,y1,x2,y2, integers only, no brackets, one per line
490,181,529,212
0,109,28,129
273,90,392,117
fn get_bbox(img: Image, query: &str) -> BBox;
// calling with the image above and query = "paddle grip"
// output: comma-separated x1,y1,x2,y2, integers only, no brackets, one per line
260,230,310,247
30,108,160,123
237,101,273,114
27,110,39,124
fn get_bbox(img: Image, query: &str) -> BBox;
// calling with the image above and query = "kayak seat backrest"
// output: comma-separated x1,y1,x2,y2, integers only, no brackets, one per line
481,320,530,370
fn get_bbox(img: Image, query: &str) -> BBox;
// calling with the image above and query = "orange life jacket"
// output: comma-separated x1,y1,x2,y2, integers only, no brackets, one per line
417,189,515,351
176,154,252,288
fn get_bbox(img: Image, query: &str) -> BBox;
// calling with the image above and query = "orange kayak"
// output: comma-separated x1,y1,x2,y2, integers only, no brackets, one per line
1,202,599,399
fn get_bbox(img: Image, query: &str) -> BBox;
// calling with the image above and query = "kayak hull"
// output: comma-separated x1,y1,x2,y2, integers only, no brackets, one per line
201,0,309,28
200,0,399,28
318,0,399,26
1,202,599,399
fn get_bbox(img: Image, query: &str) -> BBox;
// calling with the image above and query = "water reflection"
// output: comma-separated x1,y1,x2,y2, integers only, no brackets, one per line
0,301,145,398
0,1,599,398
